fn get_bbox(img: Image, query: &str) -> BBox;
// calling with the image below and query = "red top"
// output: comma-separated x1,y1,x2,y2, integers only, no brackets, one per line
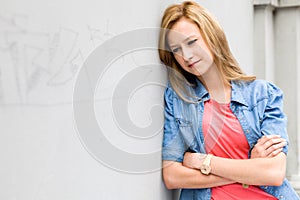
203,99,277,200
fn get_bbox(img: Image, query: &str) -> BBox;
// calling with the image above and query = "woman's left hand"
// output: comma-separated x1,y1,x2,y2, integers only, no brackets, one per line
183,152,207,169
251,135,287,158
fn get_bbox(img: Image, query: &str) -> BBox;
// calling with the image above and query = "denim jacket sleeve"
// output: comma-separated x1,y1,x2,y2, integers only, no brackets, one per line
260,82,289,155
162,87,185,162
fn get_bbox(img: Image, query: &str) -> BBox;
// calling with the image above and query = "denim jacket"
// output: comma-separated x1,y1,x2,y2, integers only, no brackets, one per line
162,79,300,200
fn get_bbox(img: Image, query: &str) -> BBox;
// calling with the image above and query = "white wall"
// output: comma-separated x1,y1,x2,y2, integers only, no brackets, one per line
0,0,254,199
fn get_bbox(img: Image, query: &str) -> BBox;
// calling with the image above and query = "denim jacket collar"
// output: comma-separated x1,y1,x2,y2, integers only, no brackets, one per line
195,78,248,107
194,78,209,101
231,81,249,107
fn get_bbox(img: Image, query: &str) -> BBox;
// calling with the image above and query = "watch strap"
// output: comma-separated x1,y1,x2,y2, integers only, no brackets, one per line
203,154,213,166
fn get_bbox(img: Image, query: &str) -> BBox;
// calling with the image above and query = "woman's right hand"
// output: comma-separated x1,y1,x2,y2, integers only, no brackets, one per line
250,135,287,158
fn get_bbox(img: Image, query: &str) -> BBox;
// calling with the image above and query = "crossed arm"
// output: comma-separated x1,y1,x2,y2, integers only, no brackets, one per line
163,135,287,189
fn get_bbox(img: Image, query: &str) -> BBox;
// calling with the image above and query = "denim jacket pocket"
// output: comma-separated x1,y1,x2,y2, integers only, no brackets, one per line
176,118,192,127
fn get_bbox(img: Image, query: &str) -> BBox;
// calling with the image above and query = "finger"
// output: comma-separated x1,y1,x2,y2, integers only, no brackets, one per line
274,140,287,148
254,138,283,155
265,143,279,156
265,140,287,152
257,135,281,144
265,141,286,156
252,137,285,158
267,147,283,158
262,138,285,149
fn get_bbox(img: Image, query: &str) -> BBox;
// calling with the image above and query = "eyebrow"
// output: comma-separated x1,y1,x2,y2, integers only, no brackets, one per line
168,35,198,48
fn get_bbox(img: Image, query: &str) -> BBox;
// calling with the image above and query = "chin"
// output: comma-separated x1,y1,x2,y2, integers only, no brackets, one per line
190,72,202,77
191,69,203,76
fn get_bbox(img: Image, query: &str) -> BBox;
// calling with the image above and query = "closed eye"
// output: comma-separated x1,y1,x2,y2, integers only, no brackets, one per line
171,47,181,53
187,39,197,46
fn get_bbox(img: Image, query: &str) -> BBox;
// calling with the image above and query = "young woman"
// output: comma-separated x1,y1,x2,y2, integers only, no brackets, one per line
158,1,300,199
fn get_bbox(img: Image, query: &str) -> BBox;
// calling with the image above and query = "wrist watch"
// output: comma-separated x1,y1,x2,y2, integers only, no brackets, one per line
200,154,213,175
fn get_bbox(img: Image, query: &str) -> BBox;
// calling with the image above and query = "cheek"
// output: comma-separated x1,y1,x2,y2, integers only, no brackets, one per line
205,48,213,59
203,47,214,61
197,47,214,62
196,41,214,60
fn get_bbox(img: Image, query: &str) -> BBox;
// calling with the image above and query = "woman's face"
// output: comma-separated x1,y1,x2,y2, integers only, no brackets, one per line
167,17,214,77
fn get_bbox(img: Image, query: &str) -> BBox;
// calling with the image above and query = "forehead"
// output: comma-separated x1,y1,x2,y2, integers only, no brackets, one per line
167,17,201,44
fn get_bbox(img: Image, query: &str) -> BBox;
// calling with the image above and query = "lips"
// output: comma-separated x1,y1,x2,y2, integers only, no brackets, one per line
188,60,200,68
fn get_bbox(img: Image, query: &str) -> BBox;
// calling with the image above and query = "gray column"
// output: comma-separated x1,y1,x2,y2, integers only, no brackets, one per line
254,0,300,194
254,4,275,81
274,6,300,193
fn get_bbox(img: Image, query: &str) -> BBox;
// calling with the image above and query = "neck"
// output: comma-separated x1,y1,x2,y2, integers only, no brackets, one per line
197,64,231,103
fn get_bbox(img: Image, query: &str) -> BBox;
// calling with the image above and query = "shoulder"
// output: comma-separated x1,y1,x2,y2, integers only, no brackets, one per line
234,79,267,89
164,82,182,109
164,83,178,100
234,79,283,97
232,80,284,107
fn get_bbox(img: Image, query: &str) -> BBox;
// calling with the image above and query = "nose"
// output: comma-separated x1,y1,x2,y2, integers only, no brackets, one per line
182,46,193,61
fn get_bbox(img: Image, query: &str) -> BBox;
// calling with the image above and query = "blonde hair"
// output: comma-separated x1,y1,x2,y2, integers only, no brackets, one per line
158,1,255,102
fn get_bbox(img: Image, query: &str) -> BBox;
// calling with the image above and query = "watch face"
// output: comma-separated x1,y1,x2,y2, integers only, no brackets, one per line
201,165,211,175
